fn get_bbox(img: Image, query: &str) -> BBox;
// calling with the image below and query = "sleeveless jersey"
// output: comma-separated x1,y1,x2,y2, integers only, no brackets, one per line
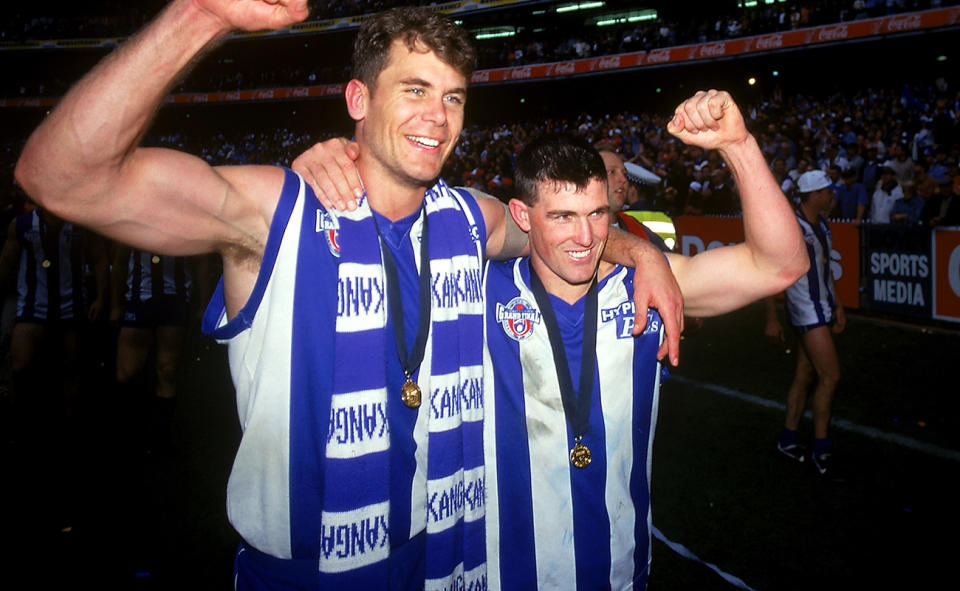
483,258,664,590
785,211,836,328
124,250,191,304
15,210,86,322
202,169,487,587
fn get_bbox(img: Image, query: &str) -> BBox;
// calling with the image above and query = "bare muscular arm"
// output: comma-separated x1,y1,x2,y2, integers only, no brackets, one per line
663,90,808,317
14,0,308,260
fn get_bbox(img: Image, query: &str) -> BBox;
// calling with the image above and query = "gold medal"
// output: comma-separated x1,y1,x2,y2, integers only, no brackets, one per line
570,438,591,468
41,259,52,269
401,378,421,409
151,255,161,264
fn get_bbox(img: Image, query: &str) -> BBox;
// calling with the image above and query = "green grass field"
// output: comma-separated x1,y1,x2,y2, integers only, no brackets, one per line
4,301,958,589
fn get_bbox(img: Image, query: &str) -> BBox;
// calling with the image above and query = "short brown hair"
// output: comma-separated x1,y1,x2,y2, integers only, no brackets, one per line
352,7,476,90
515,134,607,206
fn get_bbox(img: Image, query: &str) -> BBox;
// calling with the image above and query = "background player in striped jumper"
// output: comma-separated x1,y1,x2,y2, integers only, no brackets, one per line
766,169,845,475
15,2,683,588
110,246,210,454
481,90,807,590
0,205,108,529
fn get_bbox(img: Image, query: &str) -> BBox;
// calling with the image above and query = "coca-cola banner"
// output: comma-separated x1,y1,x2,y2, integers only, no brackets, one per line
469,7,960,86
3,7,958,108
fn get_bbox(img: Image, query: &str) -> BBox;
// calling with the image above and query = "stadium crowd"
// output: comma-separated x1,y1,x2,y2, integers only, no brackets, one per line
3,1,956,96
440,79,960,226
4,1,951,43
2,75,958,238
2,73,957,420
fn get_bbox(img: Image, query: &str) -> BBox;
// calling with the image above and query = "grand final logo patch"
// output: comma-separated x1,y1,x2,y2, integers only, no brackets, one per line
496,297,541,341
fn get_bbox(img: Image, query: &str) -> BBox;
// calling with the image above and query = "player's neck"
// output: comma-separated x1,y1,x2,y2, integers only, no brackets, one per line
356,160,430,222
534,261,612,305
596,261,616,286
799,201,821,223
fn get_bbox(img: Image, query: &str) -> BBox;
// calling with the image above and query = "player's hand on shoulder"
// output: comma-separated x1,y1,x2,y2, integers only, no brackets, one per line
666,90,748,150
291,137,362,212
633,251,684,366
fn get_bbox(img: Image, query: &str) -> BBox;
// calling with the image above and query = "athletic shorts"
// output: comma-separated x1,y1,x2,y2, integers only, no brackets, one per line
790,318,834,335
15,314,84,329
122,295,189,328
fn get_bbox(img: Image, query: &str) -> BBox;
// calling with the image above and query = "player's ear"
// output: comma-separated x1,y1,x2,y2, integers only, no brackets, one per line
508,198,532,233
345,79,368,121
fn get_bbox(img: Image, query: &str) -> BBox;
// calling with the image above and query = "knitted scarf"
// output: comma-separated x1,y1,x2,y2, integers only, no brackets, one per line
318,178,487,590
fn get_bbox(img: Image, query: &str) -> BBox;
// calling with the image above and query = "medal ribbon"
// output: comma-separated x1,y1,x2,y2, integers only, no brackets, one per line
374,207,432,395
528,267,598,445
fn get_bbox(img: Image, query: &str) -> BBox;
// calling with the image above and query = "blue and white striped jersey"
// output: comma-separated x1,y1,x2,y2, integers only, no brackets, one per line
124,249,191,303
483,258,664,590
15,210,86,322
202,169,487,589
786,211,836,328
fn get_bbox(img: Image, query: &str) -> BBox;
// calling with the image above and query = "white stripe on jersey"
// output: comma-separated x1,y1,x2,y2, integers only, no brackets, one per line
786,212,836,327
216,180,303,559
513,260,579,589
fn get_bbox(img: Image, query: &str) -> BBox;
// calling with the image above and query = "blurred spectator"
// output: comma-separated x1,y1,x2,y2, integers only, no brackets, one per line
890,180,924,224
861,145,883,194
702,168,738,215
883,144,914,183
922,174,960,227
845,143,865,180
833,167,869,225
820,144,849,173
928,149,951,185
870,166,904,223
771,156,796,201
826,164,844,191
912,161,940,200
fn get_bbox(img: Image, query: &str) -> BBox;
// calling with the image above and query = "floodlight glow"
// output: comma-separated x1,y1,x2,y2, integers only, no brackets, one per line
557,2,605,14
593,9,656,26
475,31,515,39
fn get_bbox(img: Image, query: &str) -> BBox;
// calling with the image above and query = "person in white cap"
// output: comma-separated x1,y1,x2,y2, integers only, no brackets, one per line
765,169,845,476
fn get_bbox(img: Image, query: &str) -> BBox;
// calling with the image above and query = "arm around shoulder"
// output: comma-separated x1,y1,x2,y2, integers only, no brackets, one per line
465,187,529,260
